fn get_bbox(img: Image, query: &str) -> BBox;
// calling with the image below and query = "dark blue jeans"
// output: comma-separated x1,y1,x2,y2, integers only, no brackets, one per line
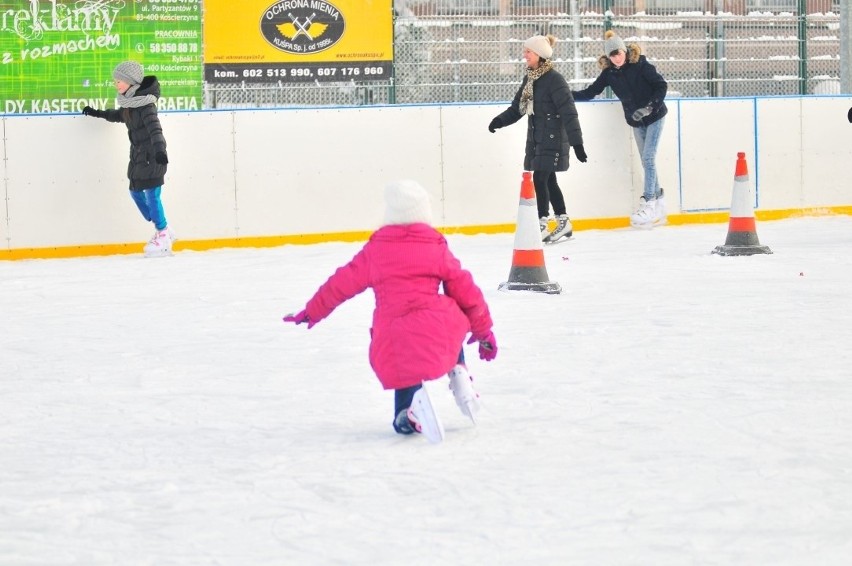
393,348,466,418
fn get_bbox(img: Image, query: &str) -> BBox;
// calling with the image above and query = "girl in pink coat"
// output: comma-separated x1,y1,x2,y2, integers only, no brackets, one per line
284,180,497,442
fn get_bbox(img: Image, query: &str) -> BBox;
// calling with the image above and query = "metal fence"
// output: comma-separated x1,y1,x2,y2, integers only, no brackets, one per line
205,1,842,108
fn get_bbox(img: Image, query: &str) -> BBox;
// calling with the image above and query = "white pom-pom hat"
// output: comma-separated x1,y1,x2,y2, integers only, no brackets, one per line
523,35,553,59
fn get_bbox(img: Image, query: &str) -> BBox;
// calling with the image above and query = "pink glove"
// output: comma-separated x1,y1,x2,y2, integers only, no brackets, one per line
283,310,315,329
467,331,497,362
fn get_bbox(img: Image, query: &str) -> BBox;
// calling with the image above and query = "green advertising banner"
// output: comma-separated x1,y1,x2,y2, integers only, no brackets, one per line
1,0,203,114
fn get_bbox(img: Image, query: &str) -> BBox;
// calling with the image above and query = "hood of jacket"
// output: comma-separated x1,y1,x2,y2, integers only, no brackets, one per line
135,75,162,99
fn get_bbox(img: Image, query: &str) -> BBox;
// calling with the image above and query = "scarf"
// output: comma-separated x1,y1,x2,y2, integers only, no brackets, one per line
116,84,158,108
520,60,553,116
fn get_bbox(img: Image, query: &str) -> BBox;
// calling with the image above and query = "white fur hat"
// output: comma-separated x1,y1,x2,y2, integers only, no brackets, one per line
384,180,433,226
523,35,554,59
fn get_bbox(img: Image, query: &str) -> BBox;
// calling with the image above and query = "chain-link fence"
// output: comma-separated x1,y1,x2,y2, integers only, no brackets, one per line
205,1,842,108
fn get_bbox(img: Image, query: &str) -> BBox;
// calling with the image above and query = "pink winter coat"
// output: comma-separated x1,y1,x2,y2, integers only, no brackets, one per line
304,223,493,390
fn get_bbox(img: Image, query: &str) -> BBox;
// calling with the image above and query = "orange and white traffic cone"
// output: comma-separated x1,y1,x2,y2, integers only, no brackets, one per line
498,172,562,294
712,152,772,256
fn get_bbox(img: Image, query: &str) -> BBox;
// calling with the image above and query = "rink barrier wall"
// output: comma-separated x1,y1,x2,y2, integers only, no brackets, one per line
2,95,851,260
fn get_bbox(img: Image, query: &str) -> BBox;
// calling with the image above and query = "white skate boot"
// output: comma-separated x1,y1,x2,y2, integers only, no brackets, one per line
409,383,444,444
448,364,480,424
144,227,173,257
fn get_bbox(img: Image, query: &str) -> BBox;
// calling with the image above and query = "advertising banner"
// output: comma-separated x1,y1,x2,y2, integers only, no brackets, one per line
1,0,203,114
204,0,393,83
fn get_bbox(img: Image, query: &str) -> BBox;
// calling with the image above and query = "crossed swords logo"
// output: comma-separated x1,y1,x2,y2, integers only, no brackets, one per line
288,12,317,40
273,11,331,44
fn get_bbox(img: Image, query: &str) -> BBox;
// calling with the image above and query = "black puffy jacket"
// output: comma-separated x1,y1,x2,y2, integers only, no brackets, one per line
99,76,167,190
492,68,584,172
572,43,668,128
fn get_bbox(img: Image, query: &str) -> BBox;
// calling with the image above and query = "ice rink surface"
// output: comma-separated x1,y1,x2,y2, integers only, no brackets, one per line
2,217,851,565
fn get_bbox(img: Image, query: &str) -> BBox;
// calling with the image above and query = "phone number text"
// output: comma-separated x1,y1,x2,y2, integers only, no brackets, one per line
205,62,392,83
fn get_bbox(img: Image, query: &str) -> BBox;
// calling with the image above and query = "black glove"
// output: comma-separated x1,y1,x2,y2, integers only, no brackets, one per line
82,106,101,118
848,106,852,123
488,117,502,133
155,152,168,165
573,145,587,163
631,105,652,122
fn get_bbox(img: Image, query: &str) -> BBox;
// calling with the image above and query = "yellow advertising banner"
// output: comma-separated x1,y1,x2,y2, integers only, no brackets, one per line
204,0,393,83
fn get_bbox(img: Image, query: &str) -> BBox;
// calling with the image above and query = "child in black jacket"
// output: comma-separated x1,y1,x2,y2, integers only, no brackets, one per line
572,31,669,230
82,61,174,257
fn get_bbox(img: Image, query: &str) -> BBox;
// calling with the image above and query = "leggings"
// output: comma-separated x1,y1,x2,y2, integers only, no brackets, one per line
129,186,168,231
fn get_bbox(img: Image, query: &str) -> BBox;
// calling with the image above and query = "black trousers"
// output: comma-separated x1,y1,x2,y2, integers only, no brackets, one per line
533,170,566,218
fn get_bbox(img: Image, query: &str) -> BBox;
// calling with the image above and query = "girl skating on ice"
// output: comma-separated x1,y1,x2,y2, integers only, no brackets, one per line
283,180,497,443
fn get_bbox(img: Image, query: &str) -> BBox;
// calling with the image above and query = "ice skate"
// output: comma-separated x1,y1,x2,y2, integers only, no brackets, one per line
654,189,667,227
409,384,444,444
544,214,573,243
144,227,173,257
631,189,667,229
448,364,480,423
539,216,554,241
630,197,657,229
393,407,420,435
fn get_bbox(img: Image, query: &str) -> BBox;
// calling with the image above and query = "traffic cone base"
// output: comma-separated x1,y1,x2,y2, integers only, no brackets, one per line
499,171,561,294
712,152,772,256
712,243,773,256
498,279,562,294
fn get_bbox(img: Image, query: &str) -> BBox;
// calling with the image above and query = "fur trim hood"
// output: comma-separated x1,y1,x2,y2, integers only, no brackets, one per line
597,43,642,69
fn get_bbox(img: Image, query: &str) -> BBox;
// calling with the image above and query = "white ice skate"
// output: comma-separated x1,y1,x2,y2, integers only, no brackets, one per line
630,189,667,229
630,198,657,229
543,214,573,243
409,383,444,444
539,216,554,241
144,228,173,258
448,364,480,424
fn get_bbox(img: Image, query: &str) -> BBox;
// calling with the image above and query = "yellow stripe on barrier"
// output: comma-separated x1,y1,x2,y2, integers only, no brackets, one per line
2,207,850,261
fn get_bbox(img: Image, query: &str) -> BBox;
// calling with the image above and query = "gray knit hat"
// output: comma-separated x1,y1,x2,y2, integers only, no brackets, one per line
603,30,626,55
113,61,143,85
523,35,554,60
